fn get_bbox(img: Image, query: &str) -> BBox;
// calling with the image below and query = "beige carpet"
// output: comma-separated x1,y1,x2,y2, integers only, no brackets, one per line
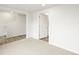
0,38,77,55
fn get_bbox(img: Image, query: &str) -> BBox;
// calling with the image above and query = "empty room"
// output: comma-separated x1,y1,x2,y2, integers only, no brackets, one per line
0,4,79,55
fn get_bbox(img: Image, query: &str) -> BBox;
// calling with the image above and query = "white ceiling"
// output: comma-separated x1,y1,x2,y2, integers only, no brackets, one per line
0,4,57,12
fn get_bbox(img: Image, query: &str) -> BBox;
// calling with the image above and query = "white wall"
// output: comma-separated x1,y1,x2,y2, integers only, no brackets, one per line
48,5,79,54
30,13,39,39
7,13,26,37
25,12,40,39
29,13,49,39
26,13,35,38
0,12,26,38
39,14,48,38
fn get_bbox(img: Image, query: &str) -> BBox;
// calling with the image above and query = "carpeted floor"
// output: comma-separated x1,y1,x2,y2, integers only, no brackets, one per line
0,38,77,55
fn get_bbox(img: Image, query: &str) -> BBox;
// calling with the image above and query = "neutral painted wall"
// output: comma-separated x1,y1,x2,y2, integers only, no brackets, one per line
25,12,39,39
39,14,48,38
48,5,79,54
30,13,39,39
26,13,35,38
27,13,49,39
0,12,26,38
7,13,26,37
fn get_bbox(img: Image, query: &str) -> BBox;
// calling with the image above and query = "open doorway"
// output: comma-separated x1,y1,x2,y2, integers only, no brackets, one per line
39,13,49,42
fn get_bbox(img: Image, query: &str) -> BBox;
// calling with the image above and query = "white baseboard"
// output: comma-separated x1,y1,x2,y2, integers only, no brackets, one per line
52,43,79,54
